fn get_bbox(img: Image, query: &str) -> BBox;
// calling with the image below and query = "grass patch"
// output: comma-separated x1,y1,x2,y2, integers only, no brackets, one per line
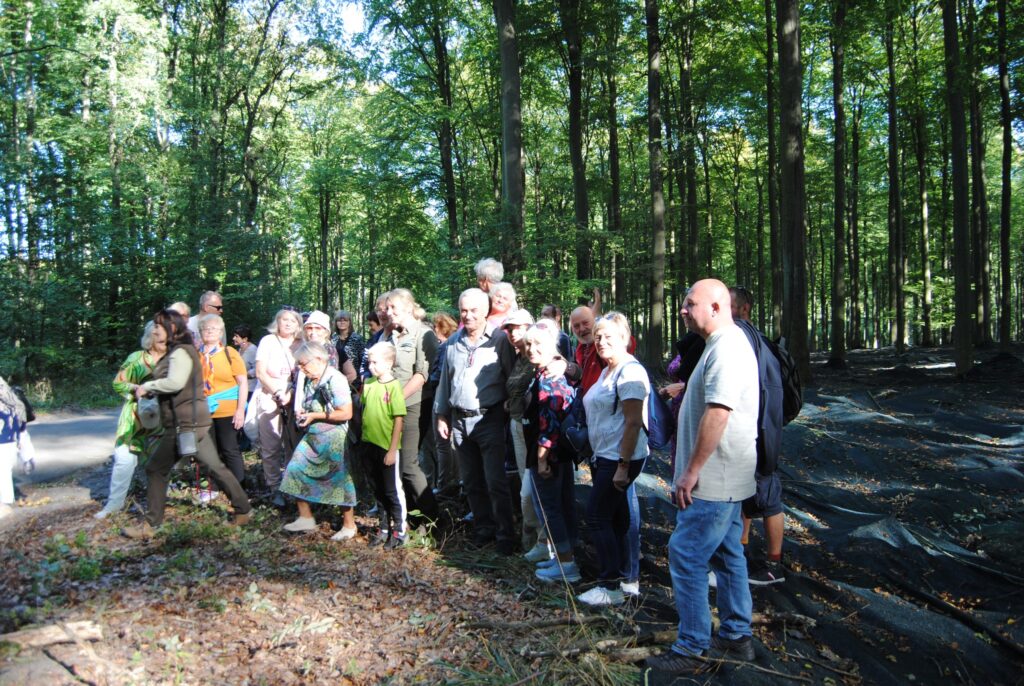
24,366,121,411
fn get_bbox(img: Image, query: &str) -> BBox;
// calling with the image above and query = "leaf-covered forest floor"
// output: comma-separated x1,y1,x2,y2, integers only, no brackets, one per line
2,345,1023,685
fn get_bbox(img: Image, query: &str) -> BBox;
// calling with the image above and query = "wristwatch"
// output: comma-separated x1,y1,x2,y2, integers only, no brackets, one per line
617,457,629,466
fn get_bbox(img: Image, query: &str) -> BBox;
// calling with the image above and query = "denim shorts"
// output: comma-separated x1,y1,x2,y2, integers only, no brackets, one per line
741,471,783,518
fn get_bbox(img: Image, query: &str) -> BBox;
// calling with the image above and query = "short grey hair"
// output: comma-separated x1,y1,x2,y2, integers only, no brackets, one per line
294,341,330,364
199,290,221,307
474,257,504,285
459,287,489,311
140,321,156,351
197,313,224,334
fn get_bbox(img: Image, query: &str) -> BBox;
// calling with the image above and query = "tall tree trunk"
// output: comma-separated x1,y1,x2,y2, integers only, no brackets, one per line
849,96,863,349
678,8,699,291
997,0,1012,349
430,21,460,299
966,0,991,346
604,63,624,307
764,0,782,338
645,0,666,362
492,0,525,276
910,3,933,346
885,16,905,352
941,0,974,376
776,0,810,378
558,0,590,283
319,188,330,309
828,0,847,367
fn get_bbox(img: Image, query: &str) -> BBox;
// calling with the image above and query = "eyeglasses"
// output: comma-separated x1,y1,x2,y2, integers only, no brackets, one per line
208,304,223,312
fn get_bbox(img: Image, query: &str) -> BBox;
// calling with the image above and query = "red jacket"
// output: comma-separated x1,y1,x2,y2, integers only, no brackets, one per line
575,335,637,394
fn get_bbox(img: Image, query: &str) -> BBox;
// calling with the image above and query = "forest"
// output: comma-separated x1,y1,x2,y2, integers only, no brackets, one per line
1,0,1022,389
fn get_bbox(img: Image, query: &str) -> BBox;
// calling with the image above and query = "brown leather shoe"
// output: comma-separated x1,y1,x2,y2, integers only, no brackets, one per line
230,512,252,526
121,522,154,540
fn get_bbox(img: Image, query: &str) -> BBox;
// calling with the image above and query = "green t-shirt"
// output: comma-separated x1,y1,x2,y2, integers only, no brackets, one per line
361,377,407,450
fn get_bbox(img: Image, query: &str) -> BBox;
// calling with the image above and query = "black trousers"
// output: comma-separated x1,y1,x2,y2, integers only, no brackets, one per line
211,416,246,485
361,442,407,536
145,427,251,526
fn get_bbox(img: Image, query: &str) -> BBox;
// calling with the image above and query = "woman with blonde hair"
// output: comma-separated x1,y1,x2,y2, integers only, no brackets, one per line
578,312,649,606
384,288,440,523
253,308,304,505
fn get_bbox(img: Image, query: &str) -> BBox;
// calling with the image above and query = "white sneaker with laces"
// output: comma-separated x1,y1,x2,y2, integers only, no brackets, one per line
577,586,625,607
283,517,317,532
331,526,358,541
620,581,640,597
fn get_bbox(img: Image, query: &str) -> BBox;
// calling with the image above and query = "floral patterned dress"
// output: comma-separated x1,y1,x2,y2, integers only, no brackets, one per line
279,366,355,506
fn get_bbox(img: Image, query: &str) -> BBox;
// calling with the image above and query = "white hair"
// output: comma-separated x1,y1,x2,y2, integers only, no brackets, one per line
474,258,504,285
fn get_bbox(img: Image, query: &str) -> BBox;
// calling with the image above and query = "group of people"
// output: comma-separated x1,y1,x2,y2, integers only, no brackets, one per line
94,259,783,675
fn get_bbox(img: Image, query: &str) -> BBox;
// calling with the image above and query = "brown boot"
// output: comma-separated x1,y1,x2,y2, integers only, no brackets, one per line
121,522,155,540
230,512,252,527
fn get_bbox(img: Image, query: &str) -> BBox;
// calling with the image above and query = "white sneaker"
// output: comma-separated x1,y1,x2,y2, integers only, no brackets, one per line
330,526,358,541
708,571,718,589
94,508,116,520
620,581,640,597
283,517,317,532
577,586,625,607
523,542,551,563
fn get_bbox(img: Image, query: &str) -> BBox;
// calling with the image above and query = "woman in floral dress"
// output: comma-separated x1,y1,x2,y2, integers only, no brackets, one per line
279,342,357,540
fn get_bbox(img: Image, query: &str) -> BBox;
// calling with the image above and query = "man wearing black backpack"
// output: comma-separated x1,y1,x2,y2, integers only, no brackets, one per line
646,279,759,676
730,286,786,586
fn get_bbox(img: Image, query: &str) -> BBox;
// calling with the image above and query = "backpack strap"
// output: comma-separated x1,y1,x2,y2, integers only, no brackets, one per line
611,360,649,434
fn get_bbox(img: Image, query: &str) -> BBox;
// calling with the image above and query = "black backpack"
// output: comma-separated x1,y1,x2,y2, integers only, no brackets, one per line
735,320,802,474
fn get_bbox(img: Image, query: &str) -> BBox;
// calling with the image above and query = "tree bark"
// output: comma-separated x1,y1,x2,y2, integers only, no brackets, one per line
764,0,782,338
645,0,666,362
849,96,863,349
966,0,991,346
997,0,1012,349
492,0,525,276
430,20,460,297
941,0,974,376
558,0,590,283
828,0,846,367
776,0,810,379
885,15,905,353
910,3,933,346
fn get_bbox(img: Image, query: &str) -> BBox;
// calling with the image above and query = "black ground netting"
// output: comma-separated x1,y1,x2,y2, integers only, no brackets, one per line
618,348,1024,684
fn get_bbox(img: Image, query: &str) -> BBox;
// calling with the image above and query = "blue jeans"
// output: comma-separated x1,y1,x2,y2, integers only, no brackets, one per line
626,482,641,583
529,459,577,555
587,457,645,586
668,498,752,656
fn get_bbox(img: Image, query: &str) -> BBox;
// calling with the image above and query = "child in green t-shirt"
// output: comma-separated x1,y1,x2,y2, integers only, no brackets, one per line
360,342,408,548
